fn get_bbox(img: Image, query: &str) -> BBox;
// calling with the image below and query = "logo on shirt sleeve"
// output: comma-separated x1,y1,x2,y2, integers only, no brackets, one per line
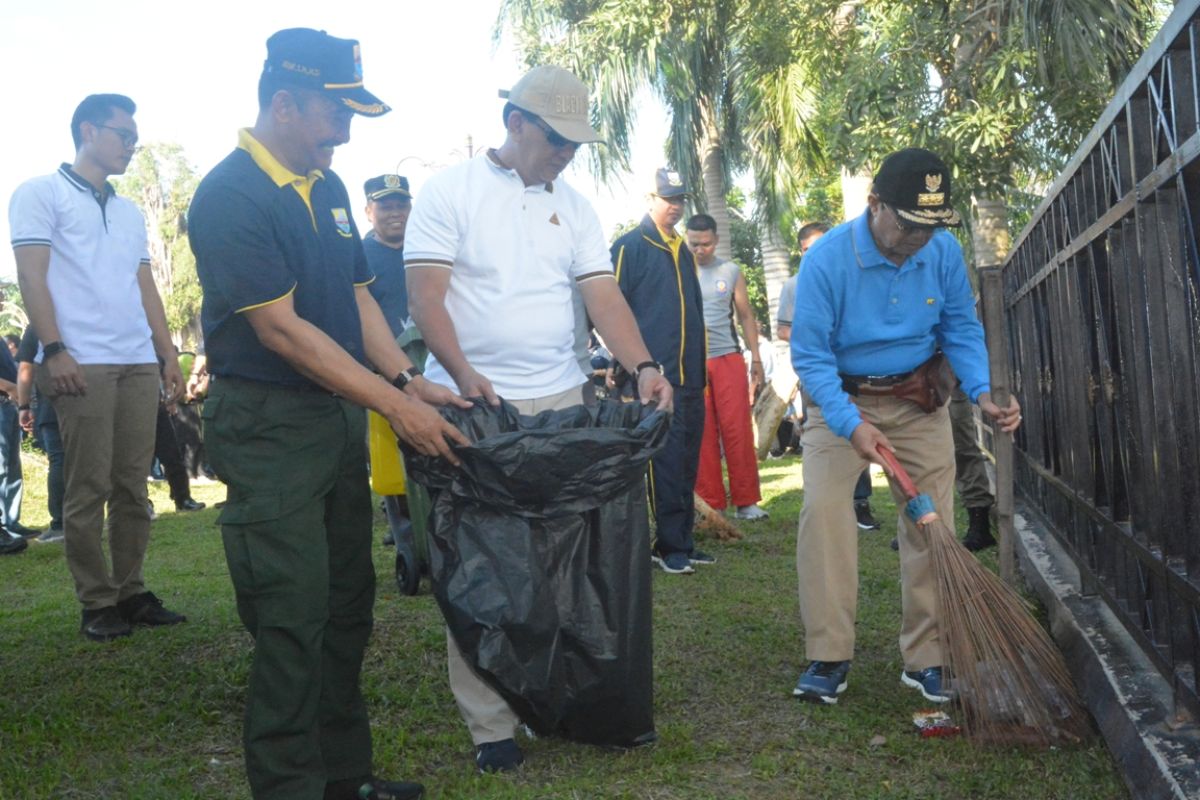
331,208,352,237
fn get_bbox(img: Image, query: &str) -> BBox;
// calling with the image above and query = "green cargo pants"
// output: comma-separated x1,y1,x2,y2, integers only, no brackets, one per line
203,377,375,800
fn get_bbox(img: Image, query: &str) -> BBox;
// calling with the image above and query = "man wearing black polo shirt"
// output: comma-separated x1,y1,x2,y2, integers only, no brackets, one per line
188,28,467,800
363,174,412,337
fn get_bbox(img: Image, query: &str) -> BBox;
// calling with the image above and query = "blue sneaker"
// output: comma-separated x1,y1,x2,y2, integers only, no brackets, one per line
652,551,695,574
689,549,716,565
902,666,952,703
793,660,850,704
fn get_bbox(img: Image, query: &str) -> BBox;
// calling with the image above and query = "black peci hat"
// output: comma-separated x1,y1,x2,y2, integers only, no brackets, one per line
263,28,391,117
873,148,961,228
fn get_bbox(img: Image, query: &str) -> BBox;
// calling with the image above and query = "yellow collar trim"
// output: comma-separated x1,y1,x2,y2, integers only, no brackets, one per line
237,128,323,190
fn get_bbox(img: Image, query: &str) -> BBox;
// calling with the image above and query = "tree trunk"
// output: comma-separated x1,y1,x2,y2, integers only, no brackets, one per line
841,166,871,221
762,221,791,337
699,103,733,262
970,193,1011,270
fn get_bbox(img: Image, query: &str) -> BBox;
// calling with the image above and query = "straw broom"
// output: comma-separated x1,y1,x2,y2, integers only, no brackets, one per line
876,445,1090,745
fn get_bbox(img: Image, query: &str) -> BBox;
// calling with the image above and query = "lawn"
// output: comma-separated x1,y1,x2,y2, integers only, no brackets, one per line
0,452,1127,799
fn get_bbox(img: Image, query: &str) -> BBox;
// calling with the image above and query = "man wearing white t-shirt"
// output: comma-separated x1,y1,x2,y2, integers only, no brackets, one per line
9,94,186,643
406,65,673,774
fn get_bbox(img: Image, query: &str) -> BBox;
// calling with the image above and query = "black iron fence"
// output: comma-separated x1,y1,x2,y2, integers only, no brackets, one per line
1001,0,1200,717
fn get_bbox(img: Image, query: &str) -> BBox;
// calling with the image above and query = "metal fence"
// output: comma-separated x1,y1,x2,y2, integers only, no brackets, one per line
1001,0,1200,718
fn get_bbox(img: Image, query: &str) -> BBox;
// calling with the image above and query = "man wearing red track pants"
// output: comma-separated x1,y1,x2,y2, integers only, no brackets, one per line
686,214,768,521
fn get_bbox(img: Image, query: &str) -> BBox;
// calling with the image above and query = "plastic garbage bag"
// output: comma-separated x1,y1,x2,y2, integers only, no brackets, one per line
405,398,669,746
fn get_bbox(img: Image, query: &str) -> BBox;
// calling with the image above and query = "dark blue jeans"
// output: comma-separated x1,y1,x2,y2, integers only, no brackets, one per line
36,402,64,529
853,469,872,503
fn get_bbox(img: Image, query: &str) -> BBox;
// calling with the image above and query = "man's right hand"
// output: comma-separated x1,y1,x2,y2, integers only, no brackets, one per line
387,395,470,467
454,367,500,407
849,421,895,475
47,351,87,396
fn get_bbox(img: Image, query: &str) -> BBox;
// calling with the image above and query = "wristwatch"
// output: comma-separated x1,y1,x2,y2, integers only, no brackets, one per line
390,366,422,391
636,360,664,375
42,341,68,359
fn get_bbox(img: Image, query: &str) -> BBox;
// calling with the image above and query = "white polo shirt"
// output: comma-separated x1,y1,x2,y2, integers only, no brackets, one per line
405,150,613,399
8,165,155,365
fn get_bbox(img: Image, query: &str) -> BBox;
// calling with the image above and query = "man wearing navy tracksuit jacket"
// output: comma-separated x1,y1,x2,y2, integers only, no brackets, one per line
610,168,711,575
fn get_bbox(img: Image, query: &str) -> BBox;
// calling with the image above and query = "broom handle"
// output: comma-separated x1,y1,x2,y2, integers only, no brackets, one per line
874,445,920,500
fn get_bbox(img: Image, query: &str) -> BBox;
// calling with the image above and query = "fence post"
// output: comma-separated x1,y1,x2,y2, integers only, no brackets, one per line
980,267,1016,585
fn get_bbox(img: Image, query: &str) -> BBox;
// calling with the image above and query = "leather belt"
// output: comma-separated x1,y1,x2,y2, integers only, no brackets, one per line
840,369,915,396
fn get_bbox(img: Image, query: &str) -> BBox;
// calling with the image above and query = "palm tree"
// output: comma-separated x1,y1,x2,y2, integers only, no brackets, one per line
498,0,825,263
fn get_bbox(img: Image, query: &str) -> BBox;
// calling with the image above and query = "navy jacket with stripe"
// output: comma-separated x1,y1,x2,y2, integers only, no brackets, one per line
610,215,706,389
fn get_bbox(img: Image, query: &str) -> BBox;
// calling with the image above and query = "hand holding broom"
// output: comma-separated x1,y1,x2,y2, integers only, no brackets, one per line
876,444,1091,746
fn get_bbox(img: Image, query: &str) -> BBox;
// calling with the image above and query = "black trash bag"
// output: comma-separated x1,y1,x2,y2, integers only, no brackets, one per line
405,398,669,747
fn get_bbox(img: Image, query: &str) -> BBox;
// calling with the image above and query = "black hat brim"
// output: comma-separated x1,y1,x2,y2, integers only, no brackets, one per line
335,87,391,117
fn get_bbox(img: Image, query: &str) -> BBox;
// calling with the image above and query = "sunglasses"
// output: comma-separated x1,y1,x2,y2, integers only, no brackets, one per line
525,114,578,149
95,124,139,150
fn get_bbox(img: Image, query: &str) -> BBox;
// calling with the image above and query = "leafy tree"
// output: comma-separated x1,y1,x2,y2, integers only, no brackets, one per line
114,143,202,340
0,283,28,337
823,0,1160,265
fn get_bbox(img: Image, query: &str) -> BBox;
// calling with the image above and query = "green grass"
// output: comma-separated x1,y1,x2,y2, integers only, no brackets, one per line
0,453,1127,799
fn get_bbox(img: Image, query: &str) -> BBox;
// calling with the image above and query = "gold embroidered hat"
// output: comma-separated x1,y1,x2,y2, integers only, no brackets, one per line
263,28,391,118
873,148,961,228
500,65,603,145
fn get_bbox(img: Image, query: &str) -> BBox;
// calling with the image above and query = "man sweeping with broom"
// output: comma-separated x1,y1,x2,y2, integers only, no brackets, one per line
789,148,1021,705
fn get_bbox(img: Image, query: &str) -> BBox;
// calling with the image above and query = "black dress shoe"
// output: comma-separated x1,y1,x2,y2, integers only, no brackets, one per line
175,498,206,512
0,528,28,555
117,591,187,626
81,606,132,642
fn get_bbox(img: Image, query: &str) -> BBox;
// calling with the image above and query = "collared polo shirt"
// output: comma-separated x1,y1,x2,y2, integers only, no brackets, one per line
790,209,989,440
187,129,373,388
363,231,408,337
404,150,613,399
8,164,155,365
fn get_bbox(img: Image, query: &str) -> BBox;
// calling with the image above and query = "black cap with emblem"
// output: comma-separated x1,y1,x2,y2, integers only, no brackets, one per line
872,148,961,228
262,28,391,118
652,167,688,198
364,174,411,202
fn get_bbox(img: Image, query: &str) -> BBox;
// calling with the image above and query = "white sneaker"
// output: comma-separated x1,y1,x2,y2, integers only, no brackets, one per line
734,504,769,520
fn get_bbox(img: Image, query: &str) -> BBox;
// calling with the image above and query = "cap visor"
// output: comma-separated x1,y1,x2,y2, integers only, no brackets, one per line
338,87,391,117
544,116,603,145
894,206,962,228
368,189,412,201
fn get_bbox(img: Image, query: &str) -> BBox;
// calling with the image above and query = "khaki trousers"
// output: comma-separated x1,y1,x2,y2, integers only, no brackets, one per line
38,363,160,610
796,394,953,671
447,384,584,745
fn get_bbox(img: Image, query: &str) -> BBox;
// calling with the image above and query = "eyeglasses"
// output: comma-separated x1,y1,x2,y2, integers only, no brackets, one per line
882,203,925,234
525,114,578,149
95,124,139,150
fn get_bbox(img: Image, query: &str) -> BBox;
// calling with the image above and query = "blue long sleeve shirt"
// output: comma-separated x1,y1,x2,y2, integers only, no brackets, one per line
790,210,990,440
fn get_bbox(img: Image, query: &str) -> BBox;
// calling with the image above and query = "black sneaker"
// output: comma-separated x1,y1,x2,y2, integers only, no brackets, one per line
81,606,132,642
7,522,42,538
0,528,28,555
854,501,880,530
175,498,206,512
961,506,996,551
475,738,524,773
117,592,187,627
324,776,424,800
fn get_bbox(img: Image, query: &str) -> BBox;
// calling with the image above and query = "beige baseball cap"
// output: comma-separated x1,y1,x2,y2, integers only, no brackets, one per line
499,65,603,145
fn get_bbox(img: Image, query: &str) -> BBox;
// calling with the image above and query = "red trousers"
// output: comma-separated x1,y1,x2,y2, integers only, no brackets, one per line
696,352,762,509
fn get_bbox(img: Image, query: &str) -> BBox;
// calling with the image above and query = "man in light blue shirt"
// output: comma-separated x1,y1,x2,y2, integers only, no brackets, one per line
789,148,1021,706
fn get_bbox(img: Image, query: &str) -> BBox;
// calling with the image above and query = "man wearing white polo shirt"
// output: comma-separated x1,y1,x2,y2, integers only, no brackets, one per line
405,65,673,774
9,93,187,643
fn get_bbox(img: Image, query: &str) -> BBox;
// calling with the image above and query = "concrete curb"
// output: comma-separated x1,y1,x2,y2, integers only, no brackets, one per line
1013,500,1200,800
